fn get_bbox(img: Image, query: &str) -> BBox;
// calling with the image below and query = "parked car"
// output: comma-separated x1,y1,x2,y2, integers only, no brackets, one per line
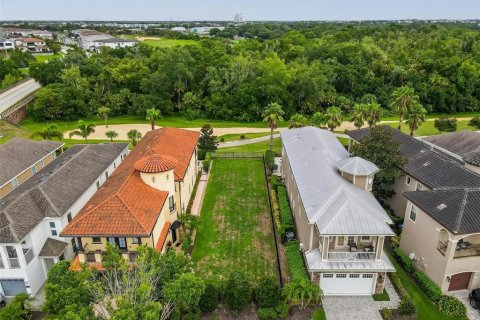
470,288,480,309
0,292,5,308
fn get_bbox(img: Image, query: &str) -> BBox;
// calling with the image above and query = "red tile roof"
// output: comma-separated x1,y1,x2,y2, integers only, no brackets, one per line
155,221,171,252
61,128,199,237
134,153,177,173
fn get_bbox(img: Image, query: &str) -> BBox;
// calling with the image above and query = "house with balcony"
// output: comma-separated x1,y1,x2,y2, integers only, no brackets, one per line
13,37,51,53
0,143,128,297
0,138,63,199
61,127,199,271
280,127,395,296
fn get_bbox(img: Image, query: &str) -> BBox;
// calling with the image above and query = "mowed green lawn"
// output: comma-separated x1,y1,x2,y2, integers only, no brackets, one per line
141,38,199,48
34,53,63,63
192,159,277,282
220,137,282,154
385,120,475,136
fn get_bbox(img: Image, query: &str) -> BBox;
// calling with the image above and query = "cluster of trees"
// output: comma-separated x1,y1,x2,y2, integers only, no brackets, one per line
0,50,34,88
23,22,479,123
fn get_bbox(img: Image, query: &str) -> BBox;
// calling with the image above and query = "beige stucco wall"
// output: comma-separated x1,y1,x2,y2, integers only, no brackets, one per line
400,201,480,292
176,149,198,214
388,174,430,217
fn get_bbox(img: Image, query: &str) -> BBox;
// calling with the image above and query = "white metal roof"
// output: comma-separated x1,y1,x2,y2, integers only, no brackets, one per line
281,127,394,236
337,156,379,176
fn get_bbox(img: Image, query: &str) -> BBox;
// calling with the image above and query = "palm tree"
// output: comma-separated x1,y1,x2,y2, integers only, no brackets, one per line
390,86,418,130
310,112,325,128
289,114,308,129
365,102,384,127
97,106,111,128
146,108,161,131
351,104,367,129
282,279,322,310
324,106,343,131
69,120,95,143
262,102,285,151
31,124,63,140
105,130,118,142
406,103,427,136
127,129,142,146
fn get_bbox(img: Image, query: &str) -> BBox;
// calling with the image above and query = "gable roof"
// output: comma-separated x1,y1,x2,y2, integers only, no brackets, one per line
423,130,480,167
337,156,379,176
61,127,199,237
404,188,480,235
346,127,480,190
0,143,127,243
0,138,63,187
281,127,394,236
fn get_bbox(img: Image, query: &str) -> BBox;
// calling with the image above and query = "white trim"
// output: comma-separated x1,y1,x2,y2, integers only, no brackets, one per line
409,204,418,223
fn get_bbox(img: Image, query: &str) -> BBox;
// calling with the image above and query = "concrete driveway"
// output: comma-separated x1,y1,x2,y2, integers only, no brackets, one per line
450,290,480,320
323,296,382,320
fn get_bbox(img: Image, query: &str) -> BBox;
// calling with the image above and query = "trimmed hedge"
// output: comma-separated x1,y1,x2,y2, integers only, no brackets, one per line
413,272,442,302
270,189,281,231
389,273,407,298
277,185,295,241
271,175,281,192
285,241,309,282
393,247,415,274
265,149,275,174
438,295,467,318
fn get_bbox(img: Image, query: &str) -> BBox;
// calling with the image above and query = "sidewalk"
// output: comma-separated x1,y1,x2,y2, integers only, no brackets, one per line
190,164,212,216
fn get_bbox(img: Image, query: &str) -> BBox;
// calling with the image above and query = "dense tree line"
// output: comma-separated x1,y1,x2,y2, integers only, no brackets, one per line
17,22,480,122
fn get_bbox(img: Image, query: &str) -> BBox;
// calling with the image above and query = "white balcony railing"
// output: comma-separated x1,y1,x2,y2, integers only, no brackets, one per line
327,251,376,261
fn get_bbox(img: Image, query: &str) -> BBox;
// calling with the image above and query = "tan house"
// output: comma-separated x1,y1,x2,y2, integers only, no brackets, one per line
281,127,395,296
61,128,199,270
346,127,480,293
0,138,63,199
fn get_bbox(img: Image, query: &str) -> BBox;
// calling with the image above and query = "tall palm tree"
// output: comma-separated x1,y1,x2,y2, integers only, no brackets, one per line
324,106,343,131
365,102,384,127
146,108,161,131
262,102,285,151
127,129,142,146
406,103,427,136
390,86,418,130
31,124,63,140
310,112,325,128
351,104,367,129
97,106,111,128
105,130,118,142
289,114,308,129
69,120,95,143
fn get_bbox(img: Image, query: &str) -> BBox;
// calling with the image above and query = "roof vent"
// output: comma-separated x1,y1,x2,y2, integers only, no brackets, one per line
423,161,431,166
436,203,447,210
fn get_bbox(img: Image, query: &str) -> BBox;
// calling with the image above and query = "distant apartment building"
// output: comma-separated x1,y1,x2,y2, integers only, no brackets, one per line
0,28,53,39
0,37,15,50
0,139,63,199
0,143,128,297
13,37,51,53
72,29,137,51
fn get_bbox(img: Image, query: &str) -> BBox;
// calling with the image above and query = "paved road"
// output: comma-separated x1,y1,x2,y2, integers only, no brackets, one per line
0,79,41,114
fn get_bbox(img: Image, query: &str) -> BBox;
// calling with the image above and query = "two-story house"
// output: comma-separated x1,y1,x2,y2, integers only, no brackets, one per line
0,37,15,50
346,126,480,293
13,37,50,53
281,127,395,296
61,127,199,270
0,143,128,297
0,138,63,199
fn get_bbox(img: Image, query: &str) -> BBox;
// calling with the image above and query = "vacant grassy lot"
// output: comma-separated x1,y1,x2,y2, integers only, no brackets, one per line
218,131,276,142
385,120,475,136
34,53,63,63
192,159,277,282
142,38,199,48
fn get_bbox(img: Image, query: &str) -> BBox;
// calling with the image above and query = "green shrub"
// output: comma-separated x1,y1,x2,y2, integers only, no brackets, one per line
438,295,466,318
198,149,206,161
255,277,280,307
257,307,278,320
393,247,415,274
380,307,392,320
240,134,246,139
311,307,327,320
390,235,400,249
274,303,289,319
225,271,252,311
271,175,282,192
277,185,295,240
285,241,309,282
398,296,416,315
270,189,281,231
413,272,441,301
265,149,275,173
199,283,219,313
220,137,225,142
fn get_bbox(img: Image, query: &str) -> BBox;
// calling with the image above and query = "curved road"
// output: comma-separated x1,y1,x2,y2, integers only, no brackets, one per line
0,79,41,115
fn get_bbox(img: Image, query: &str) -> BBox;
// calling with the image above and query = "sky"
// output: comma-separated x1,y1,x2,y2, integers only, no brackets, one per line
0,0,479,21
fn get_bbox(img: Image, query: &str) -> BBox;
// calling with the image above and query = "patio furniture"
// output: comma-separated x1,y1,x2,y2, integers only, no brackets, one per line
364,247,372,252
349,244,358,252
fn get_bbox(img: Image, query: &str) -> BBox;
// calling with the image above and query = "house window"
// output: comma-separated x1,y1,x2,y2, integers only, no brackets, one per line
363,274,374,278
49,221,57,236
416,182,423,191
118,238,126,249
336,274,347,278
105,171,109,179
360,236,371,242
92,237,102,244
31,166,37,174
410,205,418,222
406,175,411,185
323,274,334,278
67,212,72,222
169,196,175,212
12,178,18,189
347,236,356,246
41,160,45,167
349,274,360,278
114,162,116,169
337,236,345,246
132,237,141,244
108,237,116,245
96,181,100,189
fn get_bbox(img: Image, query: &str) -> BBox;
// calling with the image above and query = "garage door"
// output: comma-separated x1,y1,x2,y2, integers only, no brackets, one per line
321,273,376,295
448,272,472,291
1,279,27,296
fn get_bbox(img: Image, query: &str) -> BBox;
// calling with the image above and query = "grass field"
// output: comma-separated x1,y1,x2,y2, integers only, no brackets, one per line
34,53,63,63
0,120,31,143
141,38,199,48
385,120,475,136
218,131,275,142
381,111,480,121
191,158,277,282
220,137,282,154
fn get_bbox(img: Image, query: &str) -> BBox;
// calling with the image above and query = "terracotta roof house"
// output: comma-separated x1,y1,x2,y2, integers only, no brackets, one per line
422,130,480,174
0,143,128,296
346,127,480,293
62,127,199,270
0,138,63,199
281,127,395,296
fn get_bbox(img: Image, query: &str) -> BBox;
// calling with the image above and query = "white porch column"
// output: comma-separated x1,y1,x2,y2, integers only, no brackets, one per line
375,236,385,261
